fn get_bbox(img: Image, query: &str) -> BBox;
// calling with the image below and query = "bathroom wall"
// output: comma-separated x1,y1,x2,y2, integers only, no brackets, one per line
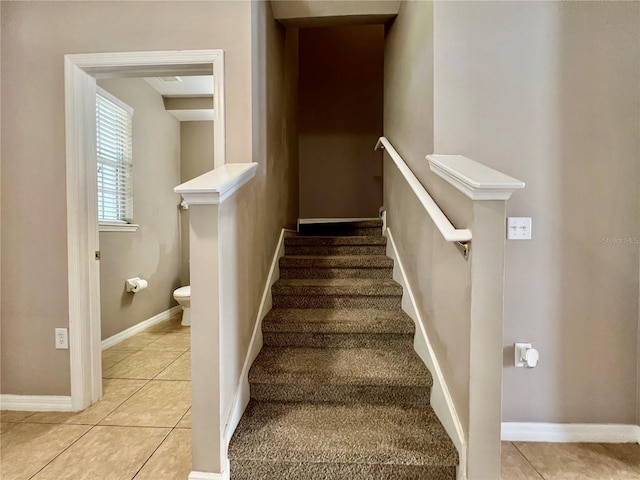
97,77,182,340
179,121,215,285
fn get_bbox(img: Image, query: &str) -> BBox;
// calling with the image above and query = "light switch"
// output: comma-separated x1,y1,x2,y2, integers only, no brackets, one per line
507,217,532,240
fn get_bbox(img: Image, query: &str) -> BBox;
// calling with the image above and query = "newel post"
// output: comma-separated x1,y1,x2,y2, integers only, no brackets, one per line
428,155,525,480
174,163,258,479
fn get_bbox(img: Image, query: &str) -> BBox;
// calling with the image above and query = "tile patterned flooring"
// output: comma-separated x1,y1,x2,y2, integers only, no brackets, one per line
501,441,640,480
2,314,640,479
1,315,192,480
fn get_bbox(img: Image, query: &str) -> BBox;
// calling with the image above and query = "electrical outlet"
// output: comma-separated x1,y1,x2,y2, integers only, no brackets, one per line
55,328,69,349
507,217,532,240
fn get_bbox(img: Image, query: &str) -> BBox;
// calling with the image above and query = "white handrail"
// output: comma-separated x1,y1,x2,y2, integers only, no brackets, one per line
375,137,472,244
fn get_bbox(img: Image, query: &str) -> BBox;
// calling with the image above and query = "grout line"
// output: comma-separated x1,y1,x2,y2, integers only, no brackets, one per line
130,427,174,479
93,377,153,426
93,424,177,430
101,351,138,376
151,378,191,382
20,320,190,480
27,423,98,480
175,407,191,428
130,381,190,477
512,441,547,480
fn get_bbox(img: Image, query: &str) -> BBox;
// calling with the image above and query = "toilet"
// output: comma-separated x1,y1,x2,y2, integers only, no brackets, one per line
173,286,191,326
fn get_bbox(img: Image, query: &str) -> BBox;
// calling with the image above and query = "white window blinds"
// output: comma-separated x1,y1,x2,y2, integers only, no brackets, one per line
96,87,133,224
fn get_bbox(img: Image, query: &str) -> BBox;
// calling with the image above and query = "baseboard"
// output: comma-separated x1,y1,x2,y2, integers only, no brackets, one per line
101,305,182,350
386,228,467,480
501,422,640,443
297,217,379,225
222,228,292,449
188,469,228,480
0,394,73,412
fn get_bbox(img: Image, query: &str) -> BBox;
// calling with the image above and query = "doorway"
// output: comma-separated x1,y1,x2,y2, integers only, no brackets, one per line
64,50,225,411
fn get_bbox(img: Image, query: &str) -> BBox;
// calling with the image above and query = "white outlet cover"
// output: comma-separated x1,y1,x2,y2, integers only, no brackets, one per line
55,328,69,349
514,342,531,367
507,217,532,240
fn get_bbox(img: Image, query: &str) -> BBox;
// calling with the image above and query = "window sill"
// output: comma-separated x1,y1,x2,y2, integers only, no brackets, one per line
99,223,139,233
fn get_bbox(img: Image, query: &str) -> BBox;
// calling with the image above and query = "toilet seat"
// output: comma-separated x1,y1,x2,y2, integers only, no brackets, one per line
174,286,190,298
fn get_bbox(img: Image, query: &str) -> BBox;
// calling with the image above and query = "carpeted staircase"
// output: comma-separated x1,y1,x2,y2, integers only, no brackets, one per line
228,220,458,479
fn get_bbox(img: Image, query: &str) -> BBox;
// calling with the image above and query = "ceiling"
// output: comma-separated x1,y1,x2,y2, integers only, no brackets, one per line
143,75,214,121
143,75,213,97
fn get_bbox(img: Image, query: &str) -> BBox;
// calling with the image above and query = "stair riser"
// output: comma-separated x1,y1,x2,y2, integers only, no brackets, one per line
263,332,414,349
272,295,402,310
279,267,393,279
285,246,386,256
230,460,455,480
250,383,430,406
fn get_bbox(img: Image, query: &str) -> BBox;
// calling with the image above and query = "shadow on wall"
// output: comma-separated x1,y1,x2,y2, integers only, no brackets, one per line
298,25,384,219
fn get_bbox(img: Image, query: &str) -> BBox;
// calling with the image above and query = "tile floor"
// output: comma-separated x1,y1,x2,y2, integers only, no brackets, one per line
2,315,640,479
501,441,640,479
1,315,192,480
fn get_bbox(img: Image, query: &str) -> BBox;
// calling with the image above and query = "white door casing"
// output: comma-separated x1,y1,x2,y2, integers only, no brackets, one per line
64,50,225,411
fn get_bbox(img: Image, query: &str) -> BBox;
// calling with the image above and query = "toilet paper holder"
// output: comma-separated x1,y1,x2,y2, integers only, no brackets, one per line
125,277,148,293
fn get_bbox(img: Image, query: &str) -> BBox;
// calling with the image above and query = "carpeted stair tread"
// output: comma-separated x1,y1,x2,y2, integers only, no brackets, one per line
285,236,386,246
228,401,458,468
249,346,431,388
279,255,394,279
229,219,458,478
262,308,414,334
229,460,455,480
272,278,402,296
280,255,393,269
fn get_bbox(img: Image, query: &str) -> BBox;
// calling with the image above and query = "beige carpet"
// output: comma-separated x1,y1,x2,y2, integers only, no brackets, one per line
228,220,458,479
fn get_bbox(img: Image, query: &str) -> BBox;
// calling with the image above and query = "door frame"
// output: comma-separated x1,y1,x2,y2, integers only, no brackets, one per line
64,50,225,411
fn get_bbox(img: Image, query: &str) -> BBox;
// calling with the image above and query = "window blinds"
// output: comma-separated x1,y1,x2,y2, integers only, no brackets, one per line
96,88,133,224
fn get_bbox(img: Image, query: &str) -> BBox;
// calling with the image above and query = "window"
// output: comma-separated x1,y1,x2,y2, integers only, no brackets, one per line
96,87,134,228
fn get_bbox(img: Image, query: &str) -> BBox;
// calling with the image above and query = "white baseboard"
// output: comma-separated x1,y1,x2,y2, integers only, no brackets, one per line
0,394,73,412
101,305,182,350
222,228,292,450
386,228,467,480
502,422,640,443
188,470,228,480
297,217,379,225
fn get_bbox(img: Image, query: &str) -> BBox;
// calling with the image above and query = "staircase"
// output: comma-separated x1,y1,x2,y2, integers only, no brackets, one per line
228,220,458,479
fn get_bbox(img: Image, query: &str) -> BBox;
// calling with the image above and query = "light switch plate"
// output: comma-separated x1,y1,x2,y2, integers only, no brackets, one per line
507,217,532,240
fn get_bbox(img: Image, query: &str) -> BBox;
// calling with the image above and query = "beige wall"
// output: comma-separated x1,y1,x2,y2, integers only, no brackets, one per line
433,1,640,424
164,97,213,111
97,78,182,340
0,0,252,396
189,2,299,474
298,25,383,219
384,0,475,440
385,0,639,437
179,121,215,285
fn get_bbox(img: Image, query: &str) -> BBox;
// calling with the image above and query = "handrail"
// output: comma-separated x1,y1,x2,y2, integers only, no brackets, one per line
375,137,472,256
